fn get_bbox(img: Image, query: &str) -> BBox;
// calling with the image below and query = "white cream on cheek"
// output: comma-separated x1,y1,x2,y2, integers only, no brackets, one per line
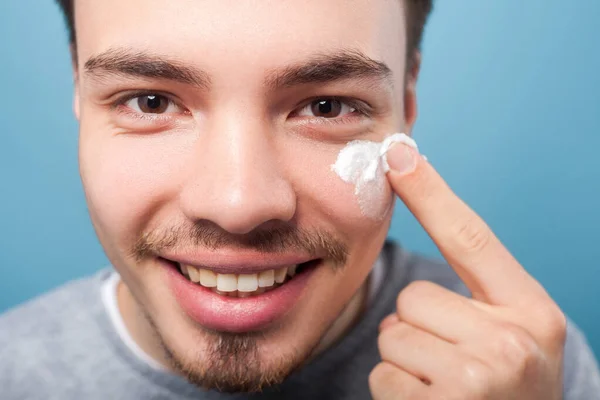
331,133,419,220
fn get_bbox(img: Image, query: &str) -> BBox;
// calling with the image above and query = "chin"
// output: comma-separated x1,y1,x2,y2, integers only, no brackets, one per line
143,303,326,393
111,223,370,393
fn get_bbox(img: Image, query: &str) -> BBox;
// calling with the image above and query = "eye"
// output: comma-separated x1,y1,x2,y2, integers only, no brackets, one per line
125,94,180,114
297,99,357,119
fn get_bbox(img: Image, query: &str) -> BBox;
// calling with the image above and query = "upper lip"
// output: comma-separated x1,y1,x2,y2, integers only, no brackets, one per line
161,250,319,275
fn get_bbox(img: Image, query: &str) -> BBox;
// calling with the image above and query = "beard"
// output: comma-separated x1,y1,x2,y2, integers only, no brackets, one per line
127,220,349,393
168,332,301,392
140,307,313,393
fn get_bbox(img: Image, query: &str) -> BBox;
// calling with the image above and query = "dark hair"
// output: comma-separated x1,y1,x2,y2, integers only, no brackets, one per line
55,0,75,44
55,0,433,70
404,0,434,70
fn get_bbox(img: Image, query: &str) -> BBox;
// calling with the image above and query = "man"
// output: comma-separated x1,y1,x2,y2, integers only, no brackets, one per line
1,0,599,398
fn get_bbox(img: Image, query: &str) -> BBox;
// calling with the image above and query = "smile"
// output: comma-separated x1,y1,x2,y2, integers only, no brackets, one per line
177,260,319,298
160,253,323,332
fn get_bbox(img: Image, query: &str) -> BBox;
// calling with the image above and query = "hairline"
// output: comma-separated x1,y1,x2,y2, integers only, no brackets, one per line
60,0,432,75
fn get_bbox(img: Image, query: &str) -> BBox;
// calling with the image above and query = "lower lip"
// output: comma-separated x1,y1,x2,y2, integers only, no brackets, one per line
164,260,318,333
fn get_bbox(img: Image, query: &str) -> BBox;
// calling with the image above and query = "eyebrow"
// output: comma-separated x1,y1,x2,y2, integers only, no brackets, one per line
265,49,393,89
84,48,211,89
83,47,392,90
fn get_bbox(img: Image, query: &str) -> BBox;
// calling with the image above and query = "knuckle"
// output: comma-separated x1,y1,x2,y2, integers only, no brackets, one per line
378,323,409,355
457,359,492,396
491,324,542,379
368,362,396,392
451,218,492,254
396,280,436,316
377,328,392,353
378,314,399,332
537,305,567,344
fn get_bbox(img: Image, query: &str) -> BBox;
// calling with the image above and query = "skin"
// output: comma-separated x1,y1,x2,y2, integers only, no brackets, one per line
71,0,566,397
371,144,566,399
74,0,409,392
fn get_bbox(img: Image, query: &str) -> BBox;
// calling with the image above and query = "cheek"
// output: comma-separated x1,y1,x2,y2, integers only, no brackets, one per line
281,139,394,240
79,130,191,248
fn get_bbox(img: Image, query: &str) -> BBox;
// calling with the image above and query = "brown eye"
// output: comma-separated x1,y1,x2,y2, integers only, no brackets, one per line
310,99,344,118
297,98,358,120
137,95,170,114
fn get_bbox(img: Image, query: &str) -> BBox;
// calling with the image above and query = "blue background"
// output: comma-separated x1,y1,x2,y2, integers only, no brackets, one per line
1,1,598,357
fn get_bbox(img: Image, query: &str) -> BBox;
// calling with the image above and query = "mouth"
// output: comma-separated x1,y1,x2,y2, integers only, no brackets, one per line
161,255,324,332
175,260,320,298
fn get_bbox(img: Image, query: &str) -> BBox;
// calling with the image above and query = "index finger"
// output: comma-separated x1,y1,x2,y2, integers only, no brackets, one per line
385,142,549,307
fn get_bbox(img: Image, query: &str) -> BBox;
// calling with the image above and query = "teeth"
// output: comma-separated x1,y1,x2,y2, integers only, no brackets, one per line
287,265,297,277
187,266,201,282
180,264,190,279
258,270,275,287
199,269,217,287
180,263,306,296
237,274,258,292
275,267,287,283
216,274,237,292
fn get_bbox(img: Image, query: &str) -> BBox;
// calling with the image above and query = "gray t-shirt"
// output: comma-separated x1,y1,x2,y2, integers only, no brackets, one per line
1,242,599,399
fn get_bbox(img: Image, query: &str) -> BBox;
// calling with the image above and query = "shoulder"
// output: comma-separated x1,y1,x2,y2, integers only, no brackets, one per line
0,269,113,390
0,269,109,336
563,320,600,398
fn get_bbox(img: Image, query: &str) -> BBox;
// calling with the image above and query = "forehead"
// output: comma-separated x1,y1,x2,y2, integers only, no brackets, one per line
75,0,407,80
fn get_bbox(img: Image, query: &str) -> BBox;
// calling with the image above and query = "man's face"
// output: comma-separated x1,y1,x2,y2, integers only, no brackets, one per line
74,0,412,391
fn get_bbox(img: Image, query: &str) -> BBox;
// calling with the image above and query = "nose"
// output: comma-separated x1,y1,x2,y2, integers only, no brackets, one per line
179,116,296,235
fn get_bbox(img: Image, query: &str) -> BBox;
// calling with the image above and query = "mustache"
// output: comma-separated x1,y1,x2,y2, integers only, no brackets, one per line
131,221,349,266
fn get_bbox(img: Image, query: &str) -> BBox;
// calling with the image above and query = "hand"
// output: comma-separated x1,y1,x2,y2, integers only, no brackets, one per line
369,143,567,400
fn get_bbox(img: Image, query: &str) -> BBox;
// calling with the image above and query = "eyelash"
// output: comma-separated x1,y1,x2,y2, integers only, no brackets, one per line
111,90,185,124
295,96,373,125
110,91,373,126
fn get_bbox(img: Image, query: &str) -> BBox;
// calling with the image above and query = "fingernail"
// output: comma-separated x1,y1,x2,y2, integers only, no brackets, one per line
386,143,417,175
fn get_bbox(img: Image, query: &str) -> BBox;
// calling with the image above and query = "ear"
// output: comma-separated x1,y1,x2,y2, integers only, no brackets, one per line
70,44,81,121
404,51,421,136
